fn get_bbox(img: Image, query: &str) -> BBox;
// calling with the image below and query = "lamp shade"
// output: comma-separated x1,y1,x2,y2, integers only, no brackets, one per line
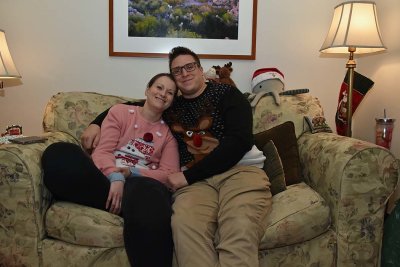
0,29,21,79
320,1,386,54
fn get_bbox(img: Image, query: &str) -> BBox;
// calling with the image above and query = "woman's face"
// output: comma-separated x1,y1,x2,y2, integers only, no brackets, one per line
145,76,176,112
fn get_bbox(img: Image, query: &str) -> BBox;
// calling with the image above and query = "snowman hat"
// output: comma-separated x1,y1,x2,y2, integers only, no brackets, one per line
251,68,284,92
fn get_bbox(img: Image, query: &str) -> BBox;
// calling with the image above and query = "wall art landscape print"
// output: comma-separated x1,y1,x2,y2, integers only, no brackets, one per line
109,0,257,59
128,0,238,40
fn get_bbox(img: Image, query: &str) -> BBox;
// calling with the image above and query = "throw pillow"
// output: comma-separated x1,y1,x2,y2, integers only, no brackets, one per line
254,121,302,185
304,115,333,134
262,140,287,195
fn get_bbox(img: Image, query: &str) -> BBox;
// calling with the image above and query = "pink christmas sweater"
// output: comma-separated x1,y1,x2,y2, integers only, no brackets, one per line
91,104,179,184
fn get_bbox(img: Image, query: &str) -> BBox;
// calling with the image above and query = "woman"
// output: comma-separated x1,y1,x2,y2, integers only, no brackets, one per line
41,73,179,267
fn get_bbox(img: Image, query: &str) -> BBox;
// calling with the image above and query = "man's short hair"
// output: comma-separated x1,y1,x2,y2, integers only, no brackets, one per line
168,46,201,71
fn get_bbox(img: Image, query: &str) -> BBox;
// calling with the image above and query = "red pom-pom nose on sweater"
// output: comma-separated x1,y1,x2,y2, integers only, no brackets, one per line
143,133,153,142
192,133,202,147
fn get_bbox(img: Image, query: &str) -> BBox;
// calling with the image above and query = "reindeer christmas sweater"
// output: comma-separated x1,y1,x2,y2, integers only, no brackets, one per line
163,83,262,185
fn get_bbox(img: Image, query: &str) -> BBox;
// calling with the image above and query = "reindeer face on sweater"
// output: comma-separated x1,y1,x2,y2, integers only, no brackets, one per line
171,116,219,168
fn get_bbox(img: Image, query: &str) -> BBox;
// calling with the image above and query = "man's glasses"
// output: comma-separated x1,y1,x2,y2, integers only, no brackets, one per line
171,62,199,76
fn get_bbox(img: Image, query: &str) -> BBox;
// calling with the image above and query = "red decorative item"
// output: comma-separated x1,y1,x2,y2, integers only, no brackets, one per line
143,132,153,142
335,71,374,136
2,125,22,136
192,133,202,147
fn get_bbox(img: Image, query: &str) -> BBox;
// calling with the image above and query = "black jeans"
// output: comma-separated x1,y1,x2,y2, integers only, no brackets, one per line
41,142,173,267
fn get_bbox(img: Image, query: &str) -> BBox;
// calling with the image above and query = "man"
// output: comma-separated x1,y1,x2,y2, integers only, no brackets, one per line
81,46,272,267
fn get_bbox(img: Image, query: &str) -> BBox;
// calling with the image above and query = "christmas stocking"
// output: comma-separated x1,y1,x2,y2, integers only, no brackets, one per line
336,70,374,136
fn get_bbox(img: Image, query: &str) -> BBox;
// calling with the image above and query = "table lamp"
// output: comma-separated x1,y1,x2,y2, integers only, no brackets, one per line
0,29,21,89
320,1,386,137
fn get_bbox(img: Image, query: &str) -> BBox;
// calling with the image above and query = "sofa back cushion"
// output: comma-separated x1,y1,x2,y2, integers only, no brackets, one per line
43,92,135,141
252,94,325,138
43,92,324,142
254,121,302,186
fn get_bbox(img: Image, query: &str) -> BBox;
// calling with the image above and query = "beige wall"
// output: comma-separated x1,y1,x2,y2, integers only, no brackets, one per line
1,0,399,158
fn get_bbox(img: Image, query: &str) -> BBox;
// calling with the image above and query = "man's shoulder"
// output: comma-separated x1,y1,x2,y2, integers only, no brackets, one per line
206,84,246,105
207,82,242,95
208,82,233,91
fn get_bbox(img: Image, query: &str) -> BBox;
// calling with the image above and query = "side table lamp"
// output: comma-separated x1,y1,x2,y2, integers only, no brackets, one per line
0,29,23,144
320,1,386,137
0,29,21,89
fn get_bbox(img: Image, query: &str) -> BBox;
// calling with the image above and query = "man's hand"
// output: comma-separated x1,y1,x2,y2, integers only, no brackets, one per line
106,181,124,215
80,124,101,153
167,172,188,192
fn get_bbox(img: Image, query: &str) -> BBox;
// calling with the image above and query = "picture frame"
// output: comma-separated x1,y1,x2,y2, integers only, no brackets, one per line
109,0,258,59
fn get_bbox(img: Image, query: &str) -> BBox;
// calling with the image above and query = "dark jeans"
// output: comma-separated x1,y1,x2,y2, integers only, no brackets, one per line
41,142,173,267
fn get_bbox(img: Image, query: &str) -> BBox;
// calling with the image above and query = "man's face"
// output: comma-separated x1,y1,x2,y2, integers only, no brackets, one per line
171,54,205,99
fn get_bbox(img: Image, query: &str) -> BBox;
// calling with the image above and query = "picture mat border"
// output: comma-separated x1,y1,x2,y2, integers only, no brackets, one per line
109,0,257,59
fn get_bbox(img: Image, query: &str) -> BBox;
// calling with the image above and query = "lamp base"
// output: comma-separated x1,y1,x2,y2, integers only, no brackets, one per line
345,47,356,137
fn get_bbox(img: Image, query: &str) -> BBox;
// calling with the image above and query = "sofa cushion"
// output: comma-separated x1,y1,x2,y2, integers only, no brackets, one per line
260,182,331,249
43,92,135,141
46,183,330,251
252,94,325,138
45,202,124,248
254,121,302,185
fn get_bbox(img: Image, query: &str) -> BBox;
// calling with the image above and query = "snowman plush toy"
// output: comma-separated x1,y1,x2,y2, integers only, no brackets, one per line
247,67,310,107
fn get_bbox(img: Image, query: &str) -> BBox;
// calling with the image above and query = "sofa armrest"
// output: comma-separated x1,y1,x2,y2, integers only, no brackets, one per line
0,131,78,266
298,132,399,266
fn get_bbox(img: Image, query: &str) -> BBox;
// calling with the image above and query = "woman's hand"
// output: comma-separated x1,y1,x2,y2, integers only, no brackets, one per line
106,181,124,214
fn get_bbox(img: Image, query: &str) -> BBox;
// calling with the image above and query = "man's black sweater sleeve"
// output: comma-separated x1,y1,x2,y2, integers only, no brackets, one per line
183,88,254,184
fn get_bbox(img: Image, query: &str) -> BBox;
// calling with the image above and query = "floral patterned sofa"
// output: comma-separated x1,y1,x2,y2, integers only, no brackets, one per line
0,91,398,267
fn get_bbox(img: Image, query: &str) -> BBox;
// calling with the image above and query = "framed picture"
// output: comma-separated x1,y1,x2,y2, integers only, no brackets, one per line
109,0,258,59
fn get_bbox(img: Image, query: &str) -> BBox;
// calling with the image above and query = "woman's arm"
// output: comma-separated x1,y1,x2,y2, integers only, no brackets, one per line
91,105,125,181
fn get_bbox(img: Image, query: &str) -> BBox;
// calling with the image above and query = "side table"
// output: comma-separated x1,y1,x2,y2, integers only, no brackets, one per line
0,135,25,145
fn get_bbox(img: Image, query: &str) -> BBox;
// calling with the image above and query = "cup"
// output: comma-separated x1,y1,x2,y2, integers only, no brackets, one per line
375,118,395,149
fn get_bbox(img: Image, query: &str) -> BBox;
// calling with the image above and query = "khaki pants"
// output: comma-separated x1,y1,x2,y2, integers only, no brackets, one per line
171,165,272,267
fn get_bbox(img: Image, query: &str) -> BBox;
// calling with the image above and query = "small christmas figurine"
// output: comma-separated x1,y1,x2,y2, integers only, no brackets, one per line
2,124,22,136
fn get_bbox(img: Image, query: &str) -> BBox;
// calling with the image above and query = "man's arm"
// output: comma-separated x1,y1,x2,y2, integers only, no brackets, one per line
91,107,111,127
81,105,117,151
